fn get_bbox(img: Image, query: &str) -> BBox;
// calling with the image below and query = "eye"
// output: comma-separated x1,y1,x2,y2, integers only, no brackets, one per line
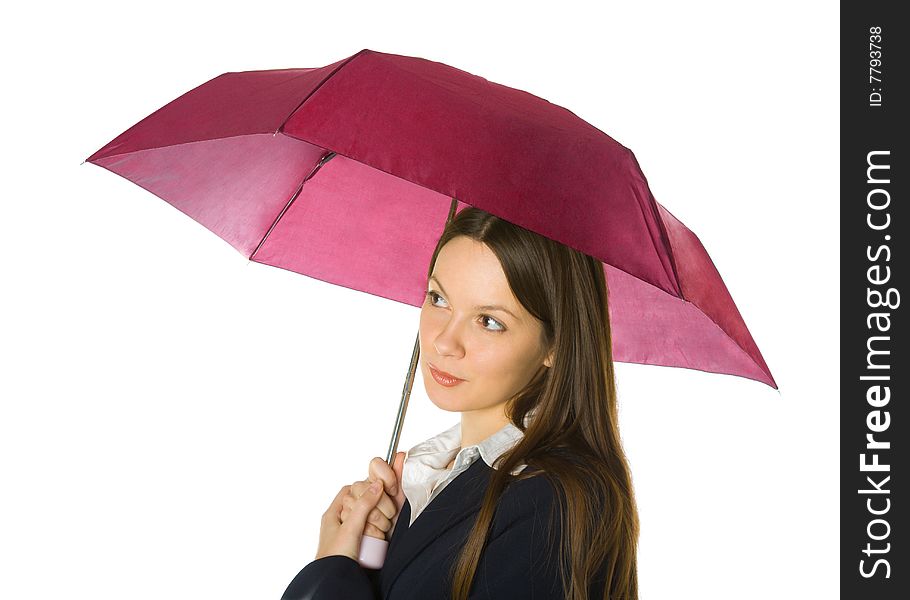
426,290,447,307
425,291,507,333
479,315,505,332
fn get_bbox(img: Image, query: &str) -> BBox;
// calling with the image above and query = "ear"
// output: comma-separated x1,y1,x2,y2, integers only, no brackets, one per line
543,348,554,368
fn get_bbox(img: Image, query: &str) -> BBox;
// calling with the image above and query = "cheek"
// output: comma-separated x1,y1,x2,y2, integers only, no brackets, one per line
469,344,516,378
418,306,441,337
476,338,542,380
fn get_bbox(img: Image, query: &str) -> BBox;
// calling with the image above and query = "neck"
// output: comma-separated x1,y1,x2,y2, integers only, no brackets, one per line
460,404,511,448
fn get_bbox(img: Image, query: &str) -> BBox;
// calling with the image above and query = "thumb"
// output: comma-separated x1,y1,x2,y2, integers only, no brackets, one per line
392,451,406,504
393,451,406,482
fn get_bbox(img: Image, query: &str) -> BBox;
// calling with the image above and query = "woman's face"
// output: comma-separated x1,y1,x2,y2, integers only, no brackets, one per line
419,236,553,420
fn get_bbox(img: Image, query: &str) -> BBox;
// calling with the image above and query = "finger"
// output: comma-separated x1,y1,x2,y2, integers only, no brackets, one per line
342,479,382,513
339,480,384,540
366,506,392,532
342,491,395,524
363,522,386,539
338,481,367,523
338,482,385,523
321,485,352,524
334,484,353,506
372,492,397,520
350,480,371,497
368,456,399,497
339,493,361,522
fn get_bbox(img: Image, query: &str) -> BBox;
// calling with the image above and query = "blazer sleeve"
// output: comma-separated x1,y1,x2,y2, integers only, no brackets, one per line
279,555,380,600
468,474,567,599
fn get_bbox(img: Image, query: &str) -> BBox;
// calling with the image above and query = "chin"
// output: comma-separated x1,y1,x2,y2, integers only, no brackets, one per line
428,399,461,414
424,386,465,413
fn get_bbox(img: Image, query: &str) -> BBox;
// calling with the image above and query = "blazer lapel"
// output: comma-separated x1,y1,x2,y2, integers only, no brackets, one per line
381,459,492,594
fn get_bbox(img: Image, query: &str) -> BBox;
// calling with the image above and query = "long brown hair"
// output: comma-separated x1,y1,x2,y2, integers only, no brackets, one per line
425,206,639,599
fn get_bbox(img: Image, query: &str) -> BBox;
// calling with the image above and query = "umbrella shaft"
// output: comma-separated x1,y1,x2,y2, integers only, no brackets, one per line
386,331,420,464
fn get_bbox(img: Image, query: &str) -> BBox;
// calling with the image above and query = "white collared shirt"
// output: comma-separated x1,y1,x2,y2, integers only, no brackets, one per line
401,411,535,527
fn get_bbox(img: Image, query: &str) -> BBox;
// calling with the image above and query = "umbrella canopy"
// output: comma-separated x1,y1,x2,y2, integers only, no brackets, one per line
86,48,776,390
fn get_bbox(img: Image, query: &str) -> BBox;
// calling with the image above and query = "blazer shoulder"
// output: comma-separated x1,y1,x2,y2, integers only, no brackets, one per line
505,469,557,492
490,472,561,537
502,471,560,504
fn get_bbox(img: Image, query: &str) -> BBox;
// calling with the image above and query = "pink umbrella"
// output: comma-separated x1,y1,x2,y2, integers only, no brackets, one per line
85,46,775,471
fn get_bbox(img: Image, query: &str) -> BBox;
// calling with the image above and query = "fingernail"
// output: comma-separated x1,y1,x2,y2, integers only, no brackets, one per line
369,481,381,494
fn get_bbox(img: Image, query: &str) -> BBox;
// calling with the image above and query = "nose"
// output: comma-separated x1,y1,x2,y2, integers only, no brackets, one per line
432,317,466,359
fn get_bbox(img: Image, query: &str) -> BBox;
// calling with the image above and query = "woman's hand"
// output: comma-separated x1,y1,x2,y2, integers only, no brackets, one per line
315,452,406,561
365,452,407,533
315,479,385,562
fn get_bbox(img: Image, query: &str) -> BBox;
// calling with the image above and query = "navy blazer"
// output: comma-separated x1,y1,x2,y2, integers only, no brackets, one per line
280,458,603,599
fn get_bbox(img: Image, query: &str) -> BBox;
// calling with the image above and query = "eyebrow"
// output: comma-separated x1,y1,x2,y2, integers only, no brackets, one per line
429,275,520,321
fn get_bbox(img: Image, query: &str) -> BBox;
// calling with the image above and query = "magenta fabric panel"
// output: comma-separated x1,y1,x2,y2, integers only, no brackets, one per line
93,134,326,256
87,56,353,161
252,154,454,306
656,204,776,388
607,264,775,387
281,50,680,297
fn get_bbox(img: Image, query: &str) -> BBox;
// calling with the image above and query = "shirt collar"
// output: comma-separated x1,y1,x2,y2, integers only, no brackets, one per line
406,407,537,471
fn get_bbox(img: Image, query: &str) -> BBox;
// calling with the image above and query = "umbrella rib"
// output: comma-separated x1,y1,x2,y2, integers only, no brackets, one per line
274,48,371,135
250,151,336,260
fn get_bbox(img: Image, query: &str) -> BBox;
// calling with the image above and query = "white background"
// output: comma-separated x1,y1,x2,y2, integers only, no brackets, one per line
0,1,837,598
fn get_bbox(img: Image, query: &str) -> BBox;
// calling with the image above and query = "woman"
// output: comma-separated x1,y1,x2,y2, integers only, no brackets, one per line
281,207,639,599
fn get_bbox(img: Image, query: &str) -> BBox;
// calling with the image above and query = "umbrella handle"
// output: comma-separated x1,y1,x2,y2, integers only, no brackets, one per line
358,535,388,569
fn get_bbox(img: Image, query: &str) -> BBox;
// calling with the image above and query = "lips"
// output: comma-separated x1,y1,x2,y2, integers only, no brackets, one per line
428,362,465,386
